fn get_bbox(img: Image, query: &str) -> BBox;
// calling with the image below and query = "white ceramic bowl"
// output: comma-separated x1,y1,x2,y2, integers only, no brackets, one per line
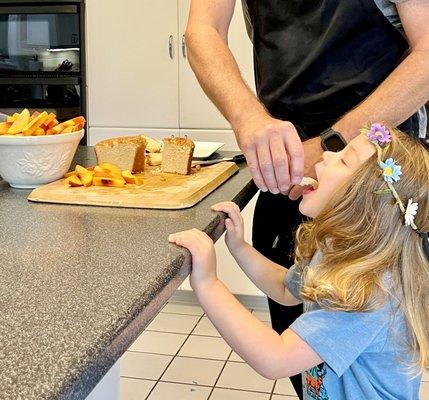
0,129,84,189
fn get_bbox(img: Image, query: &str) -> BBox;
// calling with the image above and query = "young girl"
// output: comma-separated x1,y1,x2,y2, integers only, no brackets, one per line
169,124,429,400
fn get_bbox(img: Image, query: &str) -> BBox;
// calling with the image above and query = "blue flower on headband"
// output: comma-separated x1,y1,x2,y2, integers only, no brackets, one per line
380,158,402,183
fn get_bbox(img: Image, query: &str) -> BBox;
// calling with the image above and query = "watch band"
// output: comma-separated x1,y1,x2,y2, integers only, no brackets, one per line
320,128,347,152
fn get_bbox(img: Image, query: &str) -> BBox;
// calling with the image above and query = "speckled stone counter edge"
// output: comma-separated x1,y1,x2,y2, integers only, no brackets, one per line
60,178,258,399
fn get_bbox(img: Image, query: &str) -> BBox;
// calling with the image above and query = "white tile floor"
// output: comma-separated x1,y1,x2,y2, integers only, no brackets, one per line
120,301,429,400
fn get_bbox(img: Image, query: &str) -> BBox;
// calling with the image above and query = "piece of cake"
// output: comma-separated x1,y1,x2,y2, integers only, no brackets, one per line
95,136,147,173
161,136,195,175
298,177,318,189
140,134,162,153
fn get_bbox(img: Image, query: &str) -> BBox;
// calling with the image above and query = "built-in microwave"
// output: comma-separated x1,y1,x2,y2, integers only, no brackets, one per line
0,0,86,130
0,4,81,73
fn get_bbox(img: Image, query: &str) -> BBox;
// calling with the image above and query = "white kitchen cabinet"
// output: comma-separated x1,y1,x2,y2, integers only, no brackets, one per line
181,193,263,296
86,0,179,129
86,0,254,142
178,0,255,130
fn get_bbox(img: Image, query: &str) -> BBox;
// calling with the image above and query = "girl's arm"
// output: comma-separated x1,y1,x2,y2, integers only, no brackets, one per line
168,229,322,379
211,202,301,306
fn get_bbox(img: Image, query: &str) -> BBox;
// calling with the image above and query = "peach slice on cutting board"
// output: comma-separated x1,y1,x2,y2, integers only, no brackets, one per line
92,172,126,188
64,175,84,187
75,165,95,187
121,170,143,185
95,162,123,177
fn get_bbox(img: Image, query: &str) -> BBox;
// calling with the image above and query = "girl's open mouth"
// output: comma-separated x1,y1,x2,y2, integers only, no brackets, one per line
302,186,316,195
298,177,318,195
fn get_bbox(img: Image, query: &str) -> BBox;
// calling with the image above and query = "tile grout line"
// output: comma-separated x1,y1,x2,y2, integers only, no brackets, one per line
160,311,205,317
126,303,268,398
121,375,280,396
207,308,253,399
145,328,221,338
207,349,233,400
144,313,205,400
127,350,234,363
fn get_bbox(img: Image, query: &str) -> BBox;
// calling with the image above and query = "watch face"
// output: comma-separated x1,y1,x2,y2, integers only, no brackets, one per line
325,135,346,152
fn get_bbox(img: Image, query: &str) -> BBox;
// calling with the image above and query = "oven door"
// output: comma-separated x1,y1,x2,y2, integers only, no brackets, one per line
0,5,80,73
0,76,82,121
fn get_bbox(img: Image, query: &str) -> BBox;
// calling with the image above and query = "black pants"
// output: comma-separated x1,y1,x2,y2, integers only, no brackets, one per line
252,191,305,399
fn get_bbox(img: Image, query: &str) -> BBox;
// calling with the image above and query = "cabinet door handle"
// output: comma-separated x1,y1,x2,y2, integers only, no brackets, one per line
181,35,187,58
169,35,174,59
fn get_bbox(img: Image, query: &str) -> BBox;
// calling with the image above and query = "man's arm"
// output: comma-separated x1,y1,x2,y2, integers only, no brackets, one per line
333,0,429,140
186,0,304,194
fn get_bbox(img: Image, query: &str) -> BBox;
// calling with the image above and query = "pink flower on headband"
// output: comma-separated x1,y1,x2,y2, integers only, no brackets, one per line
367,123,391,146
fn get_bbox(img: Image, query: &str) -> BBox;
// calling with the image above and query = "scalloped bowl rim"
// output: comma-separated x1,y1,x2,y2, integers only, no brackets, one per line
0,129,84,145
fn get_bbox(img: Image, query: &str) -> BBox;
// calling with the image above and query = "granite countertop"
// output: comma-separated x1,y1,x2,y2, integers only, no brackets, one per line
0,146,257,399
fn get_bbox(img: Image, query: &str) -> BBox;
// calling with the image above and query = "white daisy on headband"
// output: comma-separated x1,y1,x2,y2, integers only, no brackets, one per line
404,199,419,227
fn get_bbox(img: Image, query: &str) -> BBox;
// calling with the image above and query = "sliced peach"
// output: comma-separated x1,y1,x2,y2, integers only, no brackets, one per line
7,113,20,123
87,165,95,171
34,127,46,136
61,126,74,134
80,173,93,187
65,175,83,187
93,172,126,187
30,111,41,121
75,165,95,187
50,122,67,134
71,116,86,126
122,170,143,185
47,118,59,129
64,171,78,178
41,113,57,129
7,108,30,134
72,123,84,132
0,122,12,134
98,162,123,177
22,111,48,136
75,165,94,176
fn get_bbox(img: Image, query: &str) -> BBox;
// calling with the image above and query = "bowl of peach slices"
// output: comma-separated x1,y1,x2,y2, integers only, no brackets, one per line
0,108,85,189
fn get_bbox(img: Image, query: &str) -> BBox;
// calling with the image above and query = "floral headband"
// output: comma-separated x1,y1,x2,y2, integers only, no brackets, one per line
360,123,429,262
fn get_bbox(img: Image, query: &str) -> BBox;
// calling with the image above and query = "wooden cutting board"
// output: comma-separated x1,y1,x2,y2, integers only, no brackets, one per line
28,162,239,209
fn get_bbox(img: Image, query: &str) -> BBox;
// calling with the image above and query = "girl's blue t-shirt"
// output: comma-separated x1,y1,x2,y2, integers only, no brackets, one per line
284,254,422,400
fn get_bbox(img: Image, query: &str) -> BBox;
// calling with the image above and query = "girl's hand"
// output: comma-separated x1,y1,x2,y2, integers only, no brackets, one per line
211,202,246,252
169,229,218,289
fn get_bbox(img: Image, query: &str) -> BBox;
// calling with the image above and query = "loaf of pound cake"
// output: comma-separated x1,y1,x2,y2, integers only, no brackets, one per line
161,136,195,175
94,136,147,173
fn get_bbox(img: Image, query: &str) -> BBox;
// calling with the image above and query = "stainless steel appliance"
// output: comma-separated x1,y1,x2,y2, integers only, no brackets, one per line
0,0,86,130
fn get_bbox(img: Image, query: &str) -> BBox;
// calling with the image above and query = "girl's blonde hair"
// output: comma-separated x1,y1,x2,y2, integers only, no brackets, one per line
295,128,429,370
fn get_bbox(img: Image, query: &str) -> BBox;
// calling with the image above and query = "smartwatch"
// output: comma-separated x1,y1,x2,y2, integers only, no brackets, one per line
320,128,347,152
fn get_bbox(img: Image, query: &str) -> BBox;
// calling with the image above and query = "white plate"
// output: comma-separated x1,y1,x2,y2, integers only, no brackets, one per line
193,141,225,158
159,140,225,159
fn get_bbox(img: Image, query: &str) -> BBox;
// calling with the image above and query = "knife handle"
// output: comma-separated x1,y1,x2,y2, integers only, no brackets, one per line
232,154,246,163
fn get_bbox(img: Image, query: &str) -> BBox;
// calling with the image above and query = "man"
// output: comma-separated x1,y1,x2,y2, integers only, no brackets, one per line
185,0,429,397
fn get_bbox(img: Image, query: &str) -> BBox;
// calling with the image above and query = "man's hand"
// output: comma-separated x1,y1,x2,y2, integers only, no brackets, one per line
288,137,323,201
169,229,218,289
211,202,246,252
234,114,305,194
